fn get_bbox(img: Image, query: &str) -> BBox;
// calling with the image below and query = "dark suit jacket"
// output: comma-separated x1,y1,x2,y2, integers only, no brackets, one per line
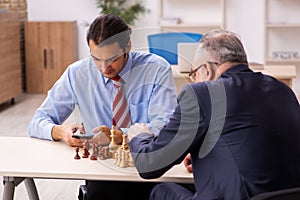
129,64,300,200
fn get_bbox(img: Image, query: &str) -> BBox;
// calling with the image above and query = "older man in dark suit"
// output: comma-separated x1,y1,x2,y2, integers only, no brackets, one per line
128,29,300,200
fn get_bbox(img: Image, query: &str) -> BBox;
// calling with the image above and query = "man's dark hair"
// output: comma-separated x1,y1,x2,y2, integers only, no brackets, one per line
86,14,131,51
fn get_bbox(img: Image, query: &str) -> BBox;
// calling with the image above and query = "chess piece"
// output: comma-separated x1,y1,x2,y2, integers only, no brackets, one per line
82,146,89,158
121,134,129,150
119,147,128,168
103,146,111,159
115,147,122,166
114,152,119,165
99,146,106,160
74,147,80,159
109,126,119,158
85,140,91,150
90,143,97,160
127,151,135,167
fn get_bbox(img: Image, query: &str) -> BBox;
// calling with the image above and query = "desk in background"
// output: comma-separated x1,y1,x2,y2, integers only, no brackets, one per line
0,137,193,200
172,65,296,93
251,65,296,89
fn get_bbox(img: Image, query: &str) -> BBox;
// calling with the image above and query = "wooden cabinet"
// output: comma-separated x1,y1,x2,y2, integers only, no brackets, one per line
25,21,78,93
0,12,22,104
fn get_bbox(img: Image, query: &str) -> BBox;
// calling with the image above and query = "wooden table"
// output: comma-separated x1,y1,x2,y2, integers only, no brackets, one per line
0,137,193,200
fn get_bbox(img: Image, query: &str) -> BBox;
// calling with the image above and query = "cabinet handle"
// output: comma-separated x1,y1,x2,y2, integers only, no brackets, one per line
50,48,54,69
43,49,47,69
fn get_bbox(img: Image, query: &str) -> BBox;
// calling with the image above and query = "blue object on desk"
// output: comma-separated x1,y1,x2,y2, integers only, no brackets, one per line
147,32,202,65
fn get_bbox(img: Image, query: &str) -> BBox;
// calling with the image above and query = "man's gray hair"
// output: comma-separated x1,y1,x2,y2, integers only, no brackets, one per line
198,29,248,64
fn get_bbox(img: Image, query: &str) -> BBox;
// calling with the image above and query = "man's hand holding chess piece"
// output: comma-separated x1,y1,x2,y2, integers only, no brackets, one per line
91,125,123,145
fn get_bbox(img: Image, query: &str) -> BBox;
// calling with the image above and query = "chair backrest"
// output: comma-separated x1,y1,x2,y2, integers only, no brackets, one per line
147,32,202,65
250,187,300,200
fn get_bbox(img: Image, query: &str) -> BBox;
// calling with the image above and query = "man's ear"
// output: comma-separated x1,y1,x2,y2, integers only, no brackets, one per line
202,62,215,81
125,41,132,53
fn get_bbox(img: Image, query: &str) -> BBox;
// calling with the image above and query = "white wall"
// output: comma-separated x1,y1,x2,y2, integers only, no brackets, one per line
226,0,264,63
27,0,160,58
26,0,299,94
27,0,265,61
27,0,99,58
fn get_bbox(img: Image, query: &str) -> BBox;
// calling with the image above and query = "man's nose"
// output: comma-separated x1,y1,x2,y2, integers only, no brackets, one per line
97,60,111,70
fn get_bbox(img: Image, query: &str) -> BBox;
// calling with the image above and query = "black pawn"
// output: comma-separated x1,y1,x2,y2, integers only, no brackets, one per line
74,147,81,159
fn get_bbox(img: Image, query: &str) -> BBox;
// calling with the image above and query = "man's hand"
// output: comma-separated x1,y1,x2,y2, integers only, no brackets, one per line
183,153,193,173
52,124,83,147
127,123,152,142
92,126,123,144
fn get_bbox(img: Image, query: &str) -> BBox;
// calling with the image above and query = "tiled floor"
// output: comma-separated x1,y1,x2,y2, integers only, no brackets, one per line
0,93,83,200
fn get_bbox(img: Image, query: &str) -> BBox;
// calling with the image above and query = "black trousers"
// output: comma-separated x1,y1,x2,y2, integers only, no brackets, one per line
150,182,195,200
85,180,195,200
86,180,158,200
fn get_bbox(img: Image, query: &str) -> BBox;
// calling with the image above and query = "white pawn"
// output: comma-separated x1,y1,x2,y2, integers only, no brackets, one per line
127,151,135,167
119,147,128,168
114,152,118,165
124,150,129,164
116,147,122,166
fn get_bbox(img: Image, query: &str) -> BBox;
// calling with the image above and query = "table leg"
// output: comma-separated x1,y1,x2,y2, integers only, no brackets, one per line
2,177,39,200
2,177,24,200
24,178,39,200
2,181,15,200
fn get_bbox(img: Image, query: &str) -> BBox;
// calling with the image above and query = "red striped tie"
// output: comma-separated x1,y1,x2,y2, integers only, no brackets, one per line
111,75,131,129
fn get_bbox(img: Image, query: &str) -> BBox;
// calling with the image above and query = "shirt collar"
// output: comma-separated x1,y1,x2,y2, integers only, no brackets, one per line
222,64,252,75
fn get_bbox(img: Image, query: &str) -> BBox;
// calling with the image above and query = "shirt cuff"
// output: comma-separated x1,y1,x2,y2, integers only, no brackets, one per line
44,124,56,141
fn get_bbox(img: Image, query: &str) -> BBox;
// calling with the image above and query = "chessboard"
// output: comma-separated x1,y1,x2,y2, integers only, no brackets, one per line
74,126,134,168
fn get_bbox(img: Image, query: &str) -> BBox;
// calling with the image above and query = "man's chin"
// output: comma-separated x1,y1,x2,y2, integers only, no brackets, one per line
103,73,116,79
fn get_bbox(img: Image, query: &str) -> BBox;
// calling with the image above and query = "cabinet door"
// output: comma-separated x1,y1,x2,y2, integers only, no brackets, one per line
25,22,47,93
47,22,78,93
25,22,78,93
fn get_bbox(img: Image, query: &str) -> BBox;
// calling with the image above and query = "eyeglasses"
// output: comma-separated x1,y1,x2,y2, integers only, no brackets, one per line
91,53,124,65
188,62,218,82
